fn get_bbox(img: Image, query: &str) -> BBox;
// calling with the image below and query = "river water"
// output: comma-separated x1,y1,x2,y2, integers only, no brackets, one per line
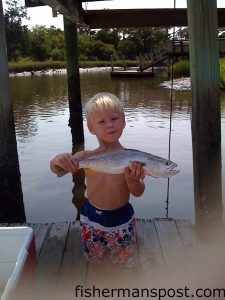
10,69,225,223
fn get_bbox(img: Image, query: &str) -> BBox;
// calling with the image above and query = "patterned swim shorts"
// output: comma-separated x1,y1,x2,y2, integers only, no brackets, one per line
80,200,137,267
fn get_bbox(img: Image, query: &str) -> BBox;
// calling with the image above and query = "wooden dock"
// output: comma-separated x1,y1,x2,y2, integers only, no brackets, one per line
1,219,225,299
110,67,154,78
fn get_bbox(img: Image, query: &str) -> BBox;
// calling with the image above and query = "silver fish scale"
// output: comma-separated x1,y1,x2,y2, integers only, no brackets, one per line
79,149,153,168
77,149,179,177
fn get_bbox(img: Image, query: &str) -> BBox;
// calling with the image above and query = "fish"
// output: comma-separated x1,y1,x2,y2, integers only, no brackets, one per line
57,149,179,178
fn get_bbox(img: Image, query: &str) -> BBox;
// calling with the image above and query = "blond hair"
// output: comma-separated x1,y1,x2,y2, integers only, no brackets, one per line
84,93,124,122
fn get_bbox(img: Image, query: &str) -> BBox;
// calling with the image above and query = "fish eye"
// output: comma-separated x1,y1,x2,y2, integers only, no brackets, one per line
165,161,169,166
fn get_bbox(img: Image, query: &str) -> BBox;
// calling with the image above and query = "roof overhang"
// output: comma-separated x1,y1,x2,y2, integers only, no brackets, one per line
25,1,225,28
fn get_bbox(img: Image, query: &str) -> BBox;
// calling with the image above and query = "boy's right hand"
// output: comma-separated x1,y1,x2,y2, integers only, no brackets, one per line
50,153,79,176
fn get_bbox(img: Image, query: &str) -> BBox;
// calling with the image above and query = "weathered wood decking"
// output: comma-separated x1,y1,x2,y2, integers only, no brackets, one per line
1,219,225,299
110,68,155,78
30,219,196,277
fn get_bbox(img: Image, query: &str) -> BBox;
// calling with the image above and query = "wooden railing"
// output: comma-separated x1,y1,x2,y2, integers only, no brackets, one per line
165,38,225,56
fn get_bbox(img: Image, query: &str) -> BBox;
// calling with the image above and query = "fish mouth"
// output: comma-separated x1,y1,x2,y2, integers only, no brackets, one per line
167,164,180,176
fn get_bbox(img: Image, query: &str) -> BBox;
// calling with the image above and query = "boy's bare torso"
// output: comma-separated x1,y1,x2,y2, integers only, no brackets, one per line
76,148,130,210
86,172,130,209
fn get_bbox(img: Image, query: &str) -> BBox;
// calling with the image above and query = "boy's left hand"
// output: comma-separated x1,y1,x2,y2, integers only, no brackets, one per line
125,162,145,181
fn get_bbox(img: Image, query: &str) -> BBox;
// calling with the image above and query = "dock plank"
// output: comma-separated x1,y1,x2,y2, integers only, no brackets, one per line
137,219,165,281
175,220,199,257
56,222,87,299
4,219,223,296
154,219,188,272
33,223,51,259
34,222,70,299
36,222,69,271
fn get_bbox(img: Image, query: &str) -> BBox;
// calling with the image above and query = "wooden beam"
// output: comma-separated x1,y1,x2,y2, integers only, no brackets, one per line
63,17,84,144
83,8,187,28
39,0,70,14
24,2,225,28
0,0,26,222
26,0,84,22
187,0,222,237
83,8,225,28
25,0,106,7
25,0,46,7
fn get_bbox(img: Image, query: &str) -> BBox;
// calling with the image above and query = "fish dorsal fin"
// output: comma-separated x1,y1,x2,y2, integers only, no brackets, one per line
81,148,122,160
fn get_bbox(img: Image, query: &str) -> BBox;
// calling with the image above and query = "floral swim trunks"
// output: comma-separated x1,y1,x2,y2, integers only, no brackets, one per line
80,200,137,267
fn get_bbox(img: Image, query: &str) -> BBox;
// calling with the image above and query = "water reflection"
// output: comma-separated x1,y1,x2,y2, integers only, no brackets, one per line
9,70,225,223
10,75,68,140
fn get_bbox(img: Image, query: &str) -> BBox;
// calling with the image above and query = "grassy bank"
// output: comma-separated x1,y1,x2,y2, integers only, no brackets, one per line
173,60,190,77
8,60,137,73
8,58,225,88
9,60,66,73
172,58,225,88
219,59,225,88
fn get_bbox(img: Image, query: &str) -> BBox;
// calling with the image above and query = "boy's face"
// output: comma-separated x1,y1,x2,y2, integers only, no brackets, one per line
87,109,125,143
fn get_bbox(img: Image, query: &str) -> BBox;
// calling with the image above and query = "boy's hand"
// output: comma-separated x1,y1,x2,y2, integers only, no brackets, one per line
124,162,145,181
124,162,145,197
50,153,78,175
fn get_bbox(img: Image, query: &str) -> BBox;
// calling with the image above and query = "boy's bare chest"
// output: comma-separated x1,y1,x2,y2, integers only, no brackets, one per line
86,172,126,188
85,172,130,208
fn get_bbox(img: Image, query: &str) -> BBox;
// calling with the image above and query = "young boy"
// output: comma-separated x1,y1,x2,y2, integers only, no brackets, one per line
50,93,145,267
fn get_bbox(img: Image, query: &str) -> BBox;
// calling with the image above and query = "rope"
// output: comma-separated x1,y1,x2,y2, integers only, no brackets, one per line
165,0,176,218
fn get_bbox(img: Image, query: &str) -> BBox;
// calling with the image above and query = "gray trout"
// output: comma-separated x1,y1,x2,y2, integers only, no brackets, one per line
58,149,179,178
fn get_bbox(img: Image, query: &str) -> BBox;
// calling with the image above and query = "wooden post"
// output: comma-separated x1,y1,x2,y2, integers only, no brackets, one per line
0,0,25,222
71,143,86,220
110,55,114,72
187,0,222,236
122,54,126,71
63,17,84,144
139,55,143,72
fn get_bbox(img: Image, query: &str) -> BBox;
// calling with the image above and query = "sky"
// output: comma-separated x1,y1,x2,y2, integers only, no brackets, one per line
3,0,225,30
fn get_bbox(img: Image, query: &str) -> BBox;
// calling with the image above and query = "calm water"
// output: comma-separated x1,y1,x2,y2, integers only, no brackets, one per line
10,69,225,223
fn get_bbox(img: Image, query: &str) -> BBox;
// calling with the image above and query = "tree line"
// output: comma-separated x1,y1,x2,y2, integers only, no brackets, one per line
4,0,225,64
3,0,178,63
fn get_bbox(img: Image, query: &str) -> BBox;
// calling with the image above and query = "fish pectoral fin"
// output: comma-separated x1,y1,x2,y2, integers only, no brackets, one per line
83,168,97,174
150,174,160,178
129,160,146,167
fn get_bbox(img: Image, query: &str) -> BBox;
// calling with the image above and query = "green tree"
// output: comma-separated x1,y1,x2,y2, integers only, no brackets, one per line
51,47,65,61
175,27,189,40
117,27,168,59
4,0,30,61
95,29,120,49
29,25,65,61
78,25,96,36
118,39,137,60
86,40,116,60
78,34,93,60
29,26,50,60
47,26,65,60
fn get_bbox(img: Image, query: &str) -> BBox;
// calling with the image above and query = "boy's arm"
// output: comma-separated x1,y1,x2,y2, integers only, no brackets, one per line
124,163,145,197
50,150,89,177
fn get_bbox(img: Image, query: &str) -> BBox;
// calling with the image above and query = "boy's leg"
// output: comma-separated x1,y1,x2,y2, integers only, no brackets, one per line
106,217,138,268
80,200,107,264
80,220,107,264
